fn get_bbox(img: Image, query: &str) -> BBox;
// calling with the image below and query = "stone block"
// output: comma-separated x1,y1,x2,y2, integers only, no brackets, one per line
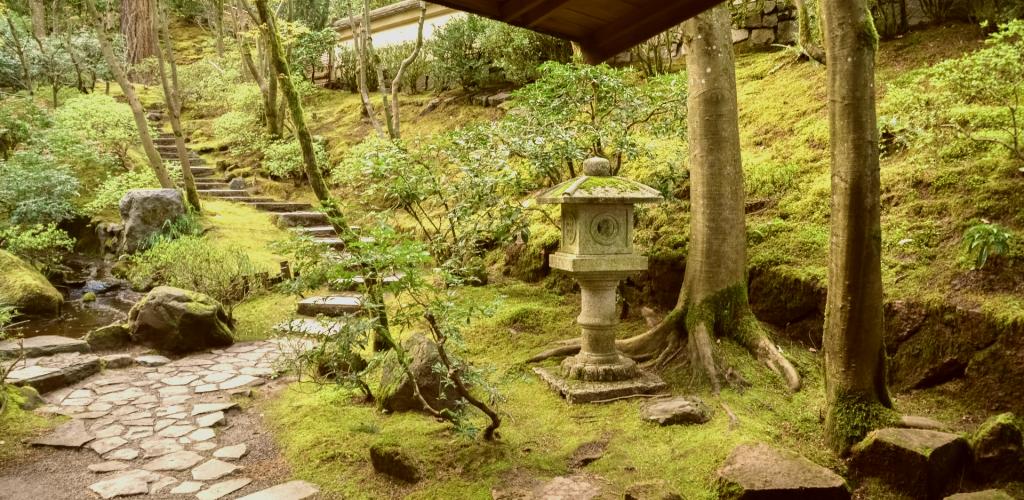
850,428,969,499
717,443,850,499
533,366,667,404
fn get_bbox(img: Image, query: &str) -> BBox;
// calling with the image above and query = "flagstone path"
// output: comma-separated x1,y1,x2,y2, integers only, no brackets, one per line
0,338,321,500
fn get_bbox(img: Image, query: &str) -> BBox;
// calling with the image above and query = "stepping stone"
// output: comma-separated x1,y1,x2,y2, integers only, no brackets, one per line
100,354,134,369
30,419,94,448
214,443,248,461
158,385,191,396
192,459,240,481
193,442,218,452
641,396,712,426
74,410,112,420
197,411,225,428
135,355,171,367
196,383,219,393
247,201,314,213
272,211,330,228
946,490,1016,499
191,402,237,416
158,424,196,438
197,478,252,500
203,372,234,384
297,295,363,317
162,374,199,386
90,436,128,455
534,475,603,499
89,461,131,473
0,335,89,357
220,196,275,203
104,448,140,461
88,469,162,499
220,374,261,390
123,427,154,440
95,424,125,438
170,481,204,494
150,476,178,494
850,428,969,500
8,356,101,393
313,237,346,250
143,450,205,471
238,480,320,500
717,443,850,499
188,428,216,442
140,437,183,457
331,273,404,291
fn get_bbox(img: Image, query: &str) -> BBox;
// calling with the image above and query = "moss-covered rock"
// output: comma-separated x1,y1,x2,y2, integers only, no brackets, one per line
128,286,234,354
0,250,64,317
969,413,1024,483
377,333,459,414
84,322,132,351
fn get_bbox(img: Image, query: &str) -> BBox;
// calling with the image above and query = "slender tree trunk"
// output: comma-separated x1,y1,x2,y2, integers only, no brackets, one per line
265,33,282,137
88,0,175,189
238,35,280,138
153,0,202,211
5,17,34,95
254,0,350,235
29,0,46,39
349,1,382,135
821,0,894,454
214,0,225,58
121,0,158,65
795,0,826,64
388,1,426,140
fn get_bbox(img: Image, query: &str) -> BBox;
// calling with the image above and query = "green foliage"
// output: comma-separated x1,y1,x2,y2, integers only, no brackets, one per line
962,222,1013,269
213,110,268,160
292,27,336,79
176,60,242,115
0,150,79,226
54,94,139,167
127,235,261,316
478,21,571,85
0,223,74,273
429,15,491,89
263,137,328,179
500,62,687,185
0,94,50,159
82,168,164,217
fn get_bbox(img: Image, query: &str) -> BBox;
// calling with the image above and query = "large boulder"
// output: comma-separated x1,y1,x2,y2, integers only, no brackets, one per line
378,333,459,413
849,428,970,499
127,286,234,354
118,189,184,254
969,413,1024,483
0,250,63,316
716,443,850,499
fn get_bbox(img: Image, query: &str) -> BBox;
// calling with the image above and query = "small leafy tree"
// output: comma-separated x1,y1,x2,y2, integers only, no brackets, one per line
0,150,79,226
292,27,336,81
54,94,139,168
0,223,74,273
0,94,50,159
963,222,1013,269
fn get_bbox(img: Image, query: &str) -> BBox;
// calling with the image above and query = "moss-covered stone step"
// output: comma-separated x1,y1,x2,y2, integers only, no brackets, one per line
296,295,363,317
292,226,337,238
312,238,346,250
246,202,314,213
195,181,230,190
218,196,275,203
330,273,404,292
190,166,216,177
272,212,330,228
850,428,969,499
717,443,850,499
0,335,90,358
198,189,251,199
5,352,101,393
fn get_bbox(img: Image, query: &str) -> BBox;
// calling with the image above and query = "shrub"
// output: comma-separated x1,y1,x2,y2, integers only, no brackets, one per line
0,95,50,160
263,137,328,179
177,61,242,114
83,168,166,217
127,235,261,316
0,223,74,273
479,22,570,85
962,222,1013,269
53,94,138,168
429,14,491,89
213,110,268,160
0,150,79,226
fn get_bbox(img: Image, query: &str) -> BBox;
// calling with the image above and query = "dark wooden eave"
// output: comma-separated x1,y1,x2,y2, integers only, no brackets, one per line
426,0,724,63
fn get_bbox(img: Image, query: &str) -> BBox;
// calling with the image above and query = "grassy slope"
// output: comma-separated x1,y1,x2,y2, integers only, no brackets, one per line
0,389,59,464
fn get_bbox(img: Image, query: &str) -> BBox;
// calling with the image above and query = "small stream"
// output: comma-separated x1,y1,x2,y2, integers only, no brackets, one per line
12,255,140,339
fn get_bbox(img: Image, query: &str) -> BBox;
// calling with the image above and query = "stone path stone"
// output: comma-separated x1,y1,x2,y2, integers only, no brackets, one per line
238,480,320,500
0,335,89,358
640,396,712,426
297,295,363,317
850,428,969,499
22,338,319,498
4,352,101,393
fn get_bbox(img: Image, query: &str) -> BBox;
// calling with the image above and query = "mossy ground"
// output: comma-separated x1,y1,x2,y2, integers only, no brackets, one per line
198,199,292,274
0,388,59,464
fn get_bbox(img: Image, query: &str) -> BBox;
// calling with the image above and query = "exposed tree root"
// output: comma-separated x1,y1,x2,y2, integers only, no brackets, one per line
688,321,722,394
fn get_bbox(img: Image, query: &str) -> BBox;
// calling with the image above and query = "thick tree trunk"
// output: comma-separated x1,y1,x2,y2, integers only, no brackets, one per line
820,0,894,454
254,0,350,236
29,0,46,39
89,0,175,189
121,0,158,65
153,0,202,211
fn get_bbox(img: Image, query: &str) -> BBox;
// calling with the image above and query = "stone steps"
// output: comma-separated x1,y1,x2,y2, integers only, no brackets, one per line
272,211,330,228
330,273,404,292
198,189,250,199
292,226,337,238
296,295,363,317
191,166,216,177
312,238,346,250
5,352,101,394
218,196,276,203
246,202,314,213
0,335,90,358
195,182,230,190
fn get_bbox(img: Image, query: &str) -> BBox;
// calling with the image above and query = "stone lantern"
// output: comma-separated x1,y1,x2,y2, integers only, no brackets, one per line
535,157,667,402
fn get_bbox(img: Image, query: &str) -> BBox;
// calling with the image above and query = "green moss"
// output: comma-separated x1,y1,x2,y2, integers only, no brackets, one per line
0,387,60,462
231,292,296,342
200,199,292,274
828,392,898,454
0,250,63,316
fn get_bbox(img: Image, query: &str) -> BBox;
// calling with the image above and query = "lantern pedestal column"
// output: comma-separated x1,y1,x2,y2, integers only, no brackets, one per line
560,272,639,382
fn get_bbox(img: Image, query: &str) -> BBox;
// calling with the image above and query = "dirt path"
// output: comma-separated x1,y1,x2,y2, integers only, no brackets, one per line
0,340,321,500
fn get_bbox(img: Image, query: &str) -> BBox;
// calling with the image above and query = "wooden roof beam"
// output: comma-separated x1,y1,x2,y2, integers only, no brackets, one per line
579,0,722,63
500,0,572,27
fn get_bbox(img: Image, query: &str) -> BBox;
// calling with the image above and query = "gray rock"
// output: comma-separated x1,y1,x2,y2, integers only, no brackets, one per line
850,428,969,499
761,13,779,27
717,443,850,499
170,481,203,494
370,442,420,483
118,189,185,254
86,323,132,351
197,411,225,428
143,450,205,471
135,354,171,367
8,355,102,394
378,333,459,413
214,443,248,461
533,475,603,499
969,413,1024,482
296,295,363,317
90,436,128,455
104,448,140,461
0,335,88,358
88,461,131,473
732,28,751,43
30,419,94,449
140,437,183,458
196,478,253,500
641,397,711,426
945,490,1016,500
237,480,320,500
101,354,134,369
228,177,247,190
191,402,237,416
88,469,162,499
192,459,240,481
777,20,798,45
749,28,776,47
128,286,234,354
569,439,607,469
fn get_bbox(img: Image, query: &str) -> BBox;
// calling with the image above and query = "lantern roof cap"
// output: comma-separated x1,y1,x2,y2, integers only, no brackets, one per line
537,157,664,205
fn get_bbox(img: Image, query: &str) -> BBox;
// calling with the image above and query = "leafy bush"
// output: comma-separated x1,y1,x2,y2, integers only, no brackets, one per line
128,235,261,316
177,61,242,114
263,137,328,179
429,15,491,89
293,28,337,80
53,94,138,168
0,223,74,273
82,168,167,217
962,222,1013,269
479,22,571,85
213,110,268,160
0,95,50,159
0,150,79,225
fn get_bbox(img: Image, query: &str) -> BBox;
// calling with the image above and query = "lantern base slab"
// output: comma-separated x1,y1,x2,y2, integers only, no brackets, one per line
561,354,639,382
533,367,668,404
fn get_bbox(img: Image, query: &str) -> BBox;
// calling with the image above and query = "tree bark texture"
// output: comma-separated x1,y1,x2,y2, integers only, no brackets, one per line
29,0,46,39
89,0,175,189
121,0,158,65
153,0,202,211
254,0,351,236
388,1,426,140
820,0,894,454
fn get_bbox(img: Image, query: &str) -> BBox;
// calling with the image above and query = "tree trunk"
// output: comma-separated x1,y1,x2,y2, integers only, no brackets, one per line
214,0,225,58
121,0,158,65
254,0,351,236
349,0,382,135
265,33,282,138
153,0,202,211
362,0,394,137
29,0,46,39
5,16,34,95
89,0,175,189
795,0,826,64
388,1,426,140
820,0,894,454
